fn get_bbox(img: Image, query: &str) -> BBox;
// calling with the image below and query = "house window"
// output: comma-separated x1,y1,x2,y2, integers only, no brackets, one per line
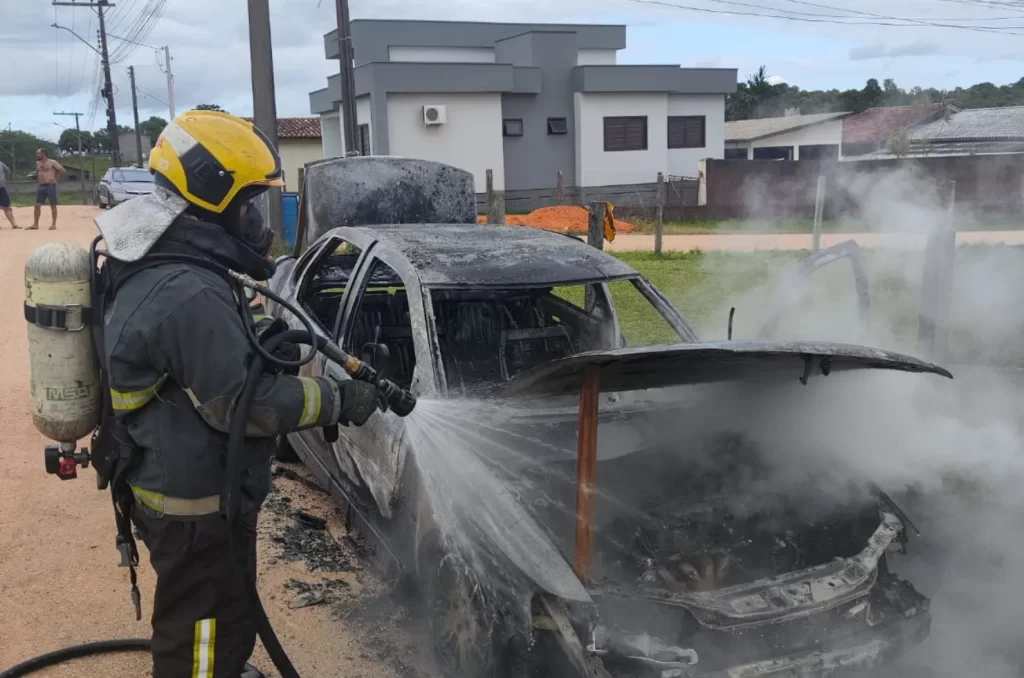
603,116,647,152
357,124,371,155
503,119,524,137
547,117,568,135
668,116,705,149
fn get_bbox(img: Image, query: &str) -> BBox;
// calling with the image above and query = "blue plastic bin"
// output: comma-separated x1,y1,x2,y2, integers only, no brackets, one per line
281,192,299,249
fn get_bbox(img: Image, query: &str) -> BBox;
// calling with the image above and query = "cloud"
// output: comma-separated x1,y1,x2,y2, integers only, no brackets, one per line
849,40,943,61
3,0,1023,139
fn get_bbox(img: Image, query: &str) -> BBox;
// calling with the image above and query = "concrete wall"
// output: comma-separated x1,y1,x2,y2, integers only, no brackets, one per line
388,45,496,63
576,92,668,186
498,32,578,191
386,92,503,191
326,96,374,155
667,94,724,177
321,111,342,157
576,49,616,65
278,139,323,192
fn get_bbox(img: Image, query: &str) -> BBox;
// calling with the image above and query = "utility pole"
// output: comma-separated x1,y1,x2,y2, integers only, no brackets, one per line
128,66,143,166
54,0,120,167
334,0,357,154
54,111,88,204
246,0,284,245
163,45,175,118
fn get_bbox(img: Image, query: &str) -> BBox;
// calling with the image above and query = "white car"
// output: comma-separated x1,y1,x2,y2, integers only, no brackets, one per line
96,167,154,208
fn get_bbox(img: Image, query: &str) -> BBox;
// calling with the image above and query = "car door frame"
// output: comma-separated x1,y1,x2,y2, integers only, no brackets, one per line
98,169,113,205
285,231,378,491
326,244,437,520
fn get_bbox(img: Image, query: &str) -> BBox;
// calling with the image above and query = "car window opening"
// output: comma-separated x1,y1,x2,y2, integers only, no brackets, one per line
345,260,416,391
302,240,363,331
430,284,617,396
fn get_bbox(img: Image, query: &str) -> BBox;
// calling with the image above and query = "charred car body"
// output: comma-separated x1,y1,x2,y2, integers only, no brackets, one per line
267,157,950,677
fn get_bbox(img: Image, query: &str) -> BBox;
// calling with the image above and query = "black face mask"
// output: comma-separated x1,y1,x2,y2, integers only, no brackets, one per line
235,198,273,257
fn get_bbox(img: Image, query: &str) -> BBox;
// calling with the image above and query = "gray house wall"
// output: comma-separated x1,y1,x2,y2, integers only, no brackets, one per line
326,19,626,62
498,31,579,192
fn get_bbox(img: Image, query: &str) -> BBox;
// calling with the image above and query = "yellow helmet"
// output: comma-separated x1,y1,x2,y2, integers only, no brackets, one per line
149,109,284,214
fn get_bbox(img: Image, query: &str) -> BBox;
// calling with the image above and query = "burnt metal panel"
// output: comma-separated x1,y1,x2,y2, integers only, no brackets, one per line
323,224,639,288
304,157,477,245
499,341,953,398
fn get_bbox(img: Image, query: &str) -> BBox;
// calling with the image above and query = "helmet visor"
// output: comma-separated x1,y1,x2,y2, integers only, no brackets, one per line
238,197,274,257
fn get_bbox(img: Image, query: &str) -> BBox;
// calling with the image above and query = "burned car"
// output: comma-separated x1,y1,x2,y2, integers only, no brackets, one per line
266,158,951,678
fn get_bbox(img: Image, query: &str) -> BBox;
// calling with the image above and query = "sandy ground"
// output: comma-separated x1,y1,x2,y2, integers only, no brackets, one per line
0,205,432,677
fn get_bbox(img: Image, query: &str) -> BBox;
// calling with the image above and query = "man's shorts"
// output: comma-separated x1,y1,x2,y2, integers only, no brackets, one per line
35,184,58,206
0,187,10,209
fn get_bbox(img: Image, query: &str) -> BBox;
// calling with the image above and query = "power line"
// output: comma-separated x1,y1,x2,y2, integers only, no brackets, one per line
625,0,1024,34
776,0,1024,31
136,85,167,107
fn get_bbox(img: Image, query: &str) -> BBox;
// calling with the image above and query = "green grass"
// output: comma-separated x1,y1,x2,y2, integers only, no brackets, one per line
10,191,91,208
608,246,1024,364
627,217,1024,236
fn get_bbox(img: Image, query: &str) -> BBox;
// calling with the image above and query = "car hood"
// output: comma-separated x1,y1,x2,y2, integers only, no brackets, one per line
498,340,952,399
110,181,154,193
446,341,949,606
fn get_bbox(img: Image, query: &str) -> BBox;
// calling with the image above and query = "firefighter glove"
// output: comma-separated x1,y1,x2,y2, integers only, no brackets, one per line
337,380,387,427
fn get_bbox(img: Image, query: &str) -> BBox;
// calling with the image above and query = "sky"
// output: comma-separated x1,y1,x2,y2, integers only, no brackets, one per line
1,0,1023,141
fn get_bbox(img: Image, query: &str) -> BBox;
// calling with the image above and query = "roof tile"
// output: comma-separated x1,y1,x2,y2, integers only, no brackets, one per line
242,116,322,139
841,104,944,145
908,106,1024,142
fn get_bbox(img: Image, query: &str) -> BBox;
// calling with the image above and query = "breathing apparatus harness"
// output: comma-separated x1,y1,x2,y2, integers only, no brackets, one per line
4,235,416,678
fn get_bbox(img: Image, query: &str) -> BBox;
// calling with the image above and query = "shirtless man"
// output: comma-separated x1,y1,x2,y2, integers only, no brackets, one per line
0,160,19,229
30,149,66,231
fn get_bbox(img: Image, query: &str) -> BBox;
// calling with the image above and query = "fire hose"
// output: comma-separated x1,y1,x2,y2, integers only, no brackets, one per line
3,248,416,678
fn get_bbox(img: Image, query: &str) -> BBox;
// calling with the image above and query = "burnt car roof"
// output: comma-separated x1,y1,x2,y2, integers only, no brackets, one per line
331,224,639,288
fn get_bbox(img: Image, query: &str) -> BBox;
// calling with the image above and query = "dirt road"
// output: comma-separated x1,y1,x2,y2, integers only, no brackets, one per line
0,206,429,677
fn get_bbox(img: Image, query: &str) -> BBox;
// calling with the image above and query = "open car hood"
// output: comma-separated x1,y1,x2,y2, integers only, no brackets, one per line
498,340,953,399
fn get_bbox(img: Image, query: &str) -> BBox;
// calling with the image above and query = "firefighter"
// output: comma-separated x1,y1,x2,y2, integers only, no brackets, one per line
95,110,384,678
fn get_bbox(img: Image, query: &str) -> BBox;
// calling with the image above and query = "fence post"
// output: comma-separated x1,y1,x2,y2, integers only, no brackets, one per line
297,166,305,193
585,202,606,311
655,172,665,256
495,190,506,225
486,169,496,224
587,201,605,251
811,174,826,253
556,170,564,206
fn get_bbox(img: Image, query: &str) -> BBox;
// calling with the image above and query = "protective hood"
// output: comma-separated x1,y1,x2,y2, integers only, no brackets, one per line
94,186,190,262
95,187,274,280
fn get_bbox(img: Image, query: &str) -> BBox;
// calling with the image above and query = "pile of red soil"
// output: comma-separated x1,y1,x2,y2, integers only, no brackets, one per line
477,205,635,233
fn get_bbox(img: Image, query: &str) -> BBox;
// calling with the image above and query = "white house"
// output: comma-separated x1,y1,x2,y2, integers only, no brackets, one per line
725,112,850,161
244,117,324,192
308,20,737,193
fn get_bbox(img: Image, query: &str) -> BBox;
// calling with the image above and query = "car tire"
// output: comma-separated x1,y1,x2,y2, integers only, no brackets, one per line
426,546,498,678
274,434,300,463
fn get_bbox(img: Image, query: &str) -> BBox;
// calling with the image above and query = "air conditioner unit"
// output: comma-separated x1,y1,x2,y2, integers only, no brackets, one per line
422,105,447,126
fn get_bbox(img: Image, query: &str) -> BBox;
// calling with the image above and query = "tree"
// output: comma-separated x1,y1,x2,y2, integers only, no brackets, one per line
140,116,168,145
58,129,94,155
0,129,58,177
860,78,884,111
725,69,1024,121
195,103,225,112
92,125,133,153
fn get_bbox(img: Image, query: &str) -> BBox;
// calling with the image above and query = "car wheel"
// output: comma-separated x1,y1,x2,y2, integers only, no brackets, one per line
274,434,299,463
427,548,497,678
